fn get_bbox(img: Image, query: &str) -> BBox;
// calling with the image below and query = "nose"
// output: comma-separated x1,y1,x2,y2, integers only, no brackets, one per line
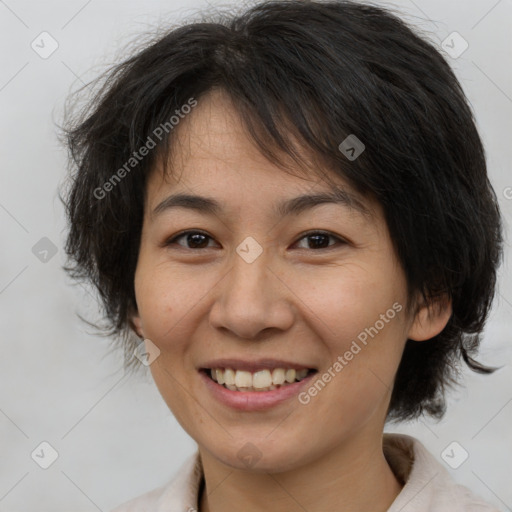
208,246,295,339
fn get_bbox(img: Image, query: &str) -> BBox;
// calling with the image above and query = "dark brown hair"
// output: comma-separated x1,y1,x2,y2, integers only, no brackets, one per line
60,0,504,422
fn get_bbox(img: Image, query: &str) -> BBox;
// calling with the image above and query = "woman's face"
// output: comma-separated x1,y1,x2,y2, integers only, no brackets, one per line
131,89,443,473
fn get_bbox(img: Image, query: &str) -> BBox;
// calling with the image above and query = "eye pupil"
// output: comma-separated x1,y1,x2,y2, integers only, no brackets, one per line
188,233,208,248
308,234,330,249
169,230,341,251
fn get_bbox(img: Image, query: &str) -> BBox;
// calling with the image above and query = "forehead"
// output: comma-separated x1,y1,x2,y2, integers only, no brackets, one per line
145,88,379,221
165,89,303,182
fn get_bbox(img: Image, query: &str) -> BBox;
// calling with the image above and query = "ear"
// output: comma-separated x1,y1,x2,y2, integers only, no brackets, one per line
407,293,452,341
128,307,144,339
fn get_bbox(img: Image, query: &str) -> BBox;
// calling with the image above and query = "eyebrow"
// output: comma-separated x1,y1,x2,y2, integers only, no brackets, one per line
152,187,372,219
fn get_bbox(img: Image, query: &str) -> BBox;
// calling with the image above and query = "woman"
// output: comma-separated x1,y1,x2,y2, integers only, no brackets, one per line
62,1,504,510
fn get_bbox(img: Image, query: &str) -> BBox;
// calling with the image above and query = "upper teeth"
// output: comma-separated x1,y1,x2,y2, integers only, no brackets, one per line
210,368,309,389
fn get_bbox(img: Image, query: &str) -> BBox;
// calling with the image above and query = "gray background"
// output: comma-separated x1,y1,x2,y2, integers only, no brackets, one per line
0,0,511,510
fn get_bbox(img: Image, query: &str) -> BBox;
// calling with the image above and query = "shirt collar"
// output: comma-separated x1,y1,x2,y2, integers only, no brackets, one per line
152,433,492,512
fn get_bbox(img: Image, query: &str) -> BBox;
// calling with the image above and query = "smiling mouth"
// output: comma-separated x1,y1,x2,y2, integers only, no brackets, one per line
200,367,318,392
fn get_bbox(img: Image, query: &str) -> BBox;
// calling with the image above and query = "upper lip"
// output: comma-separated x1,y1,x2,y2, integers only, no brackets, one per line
199,358,317,373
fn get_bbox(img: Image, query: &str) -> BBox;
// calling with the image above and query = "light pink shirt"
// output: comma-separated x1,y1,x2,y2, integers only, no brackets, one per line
111,433,501,511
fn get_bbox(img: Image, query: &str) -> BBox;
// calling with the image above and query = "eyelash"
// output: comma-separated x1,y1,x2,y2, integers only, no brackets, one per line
164,230,347,251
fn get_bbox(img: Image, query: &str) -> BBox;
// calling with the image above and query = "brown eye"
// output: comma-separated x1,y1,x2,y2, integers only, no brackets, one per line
294,231,346,250
165,230,217,249
164,230,346,251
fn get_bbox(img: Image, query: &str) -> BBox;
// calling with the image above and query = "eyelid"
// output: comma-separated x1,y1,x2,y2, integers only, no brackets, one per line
293,229,350,253
292,229,348,249
164,229,348,250
163,229,218,248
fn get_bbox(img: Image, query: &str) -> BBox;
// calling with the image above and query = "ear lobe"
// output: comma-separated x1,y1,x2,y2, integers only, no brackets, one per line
407,293,452,342
129,311,144,339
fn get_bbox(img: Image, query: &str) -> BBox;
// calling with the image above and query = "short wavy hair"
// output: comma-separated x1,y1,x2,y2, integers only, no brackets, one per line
61,0,504,423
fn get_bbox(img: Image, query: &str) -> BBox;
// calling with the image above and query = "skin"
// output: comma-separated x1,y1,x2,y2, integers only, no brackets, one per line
131,88,452,512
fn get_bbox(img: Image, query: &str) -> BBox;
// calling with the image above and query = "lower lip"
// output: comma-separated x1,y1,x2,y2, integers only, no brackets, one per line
199,370,317,411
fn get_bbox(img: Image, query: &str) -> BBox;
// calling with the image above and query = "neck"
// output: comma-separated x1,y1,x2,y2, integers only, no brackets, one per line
198,433,404,512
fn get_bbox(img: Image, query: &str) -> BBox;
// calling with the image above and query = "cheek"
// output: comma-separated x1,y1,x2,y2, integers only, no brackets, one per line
306,317,406,438
292,263,407,400
134,261,217,347
290,261,402,343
